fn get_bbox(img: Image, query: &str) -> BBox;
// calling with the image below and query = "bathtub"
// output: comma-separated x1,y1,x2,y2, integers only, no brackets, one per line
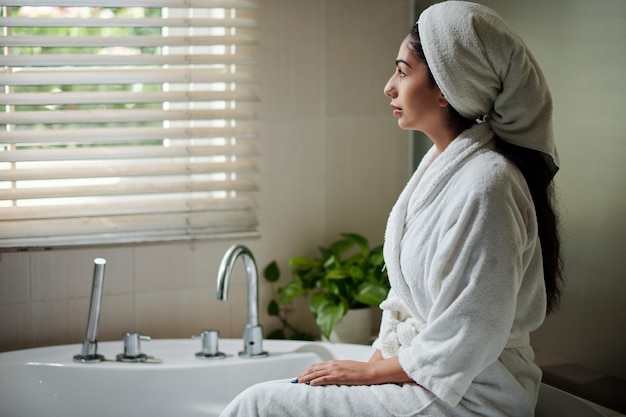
0,338,605,417
0,338,371,417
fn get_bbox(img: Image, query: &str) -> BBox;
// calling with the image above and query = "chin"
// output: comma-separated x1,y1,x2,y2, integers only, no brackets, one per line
397,120,415,131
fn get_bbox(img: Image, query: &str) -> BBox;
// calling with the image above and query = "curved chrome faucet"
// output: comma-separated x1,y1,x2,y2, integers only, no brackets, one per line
216,245,268,358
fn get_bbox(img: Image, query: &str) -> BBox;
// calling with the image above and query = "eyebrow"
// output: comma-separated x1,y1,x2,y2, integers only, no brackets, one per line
395,59,413,69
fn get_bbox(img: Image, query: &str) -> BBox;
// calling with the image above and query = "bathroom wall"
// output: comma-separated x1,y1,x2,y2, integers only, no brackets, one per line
2,0,625,384
0,0,411,352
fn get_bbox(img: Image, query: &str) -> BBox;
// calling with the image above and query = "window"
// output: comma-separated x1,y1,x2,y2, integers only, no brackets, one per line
0,0,259,250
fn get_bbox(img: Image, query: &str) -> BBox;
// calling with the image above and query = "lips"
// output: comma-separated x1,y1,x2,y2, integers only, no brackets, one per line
390,104,403,116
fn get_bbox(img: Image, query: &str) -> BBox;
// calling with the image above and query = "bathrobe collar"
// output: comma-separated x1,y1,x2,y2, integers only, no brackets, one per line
383,122,494,319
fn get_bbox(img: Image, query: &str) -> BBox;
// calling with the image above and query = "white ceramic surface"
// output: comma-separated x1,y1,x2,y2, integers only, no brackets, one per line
0,338,372,417
0,338,605,417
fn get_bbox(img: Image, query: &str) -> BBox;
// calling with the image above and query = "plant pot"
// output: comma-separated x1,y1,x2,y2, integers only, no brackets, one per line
322,307,373,345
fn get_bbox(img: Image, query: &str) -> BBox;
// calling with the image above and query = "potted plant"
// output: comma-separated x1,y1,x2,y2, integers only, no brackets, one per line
271,233,389,342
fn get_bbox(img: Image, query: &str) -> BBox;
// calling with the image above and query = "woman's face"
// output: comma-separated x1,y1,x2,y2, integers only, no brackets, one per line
384,36,446,134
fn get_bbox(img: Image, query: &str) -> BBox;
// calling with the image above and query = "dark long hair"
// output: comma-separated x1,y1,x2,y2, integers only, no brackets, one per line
407,24,563,313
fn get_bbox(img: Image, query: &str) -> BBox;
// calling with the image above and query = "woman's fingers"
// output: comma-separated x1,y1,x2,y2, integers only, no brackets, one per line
297,360,368,386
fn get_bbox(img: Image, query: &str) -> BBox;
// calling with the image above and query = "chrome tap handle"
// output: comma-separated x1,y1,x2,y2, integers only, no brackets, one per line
116,332,150,362
193,329,225,360
124,332,151,357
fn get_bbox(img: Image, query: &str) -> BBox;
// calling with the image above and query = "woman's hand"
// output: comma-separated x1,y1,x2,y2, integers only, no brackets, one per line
296,360,373,386
295,351,413,386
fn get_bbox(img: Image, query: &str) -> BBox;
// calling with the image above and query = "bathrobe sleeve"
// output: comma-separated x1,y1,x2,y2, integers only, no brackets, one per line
397,158,542,406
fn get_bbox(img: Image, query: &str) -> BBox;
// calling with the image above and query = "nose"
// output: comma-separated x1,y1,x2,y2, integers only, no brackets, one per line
384,76,396,98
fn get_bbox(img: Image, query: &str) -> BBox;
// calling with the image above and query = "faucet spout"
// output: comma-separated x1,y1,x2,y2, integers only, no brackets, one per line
216,245,268,358
74,258,106,363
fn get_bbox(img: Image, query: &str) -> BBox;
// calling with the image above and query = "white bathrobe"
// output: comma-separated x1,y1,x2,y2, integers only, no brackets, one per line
220,123,546,417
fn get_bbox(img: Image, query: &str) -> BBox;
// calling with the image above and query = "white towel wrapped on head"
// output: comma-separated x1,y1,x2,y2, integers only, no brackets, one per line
418,0,559,179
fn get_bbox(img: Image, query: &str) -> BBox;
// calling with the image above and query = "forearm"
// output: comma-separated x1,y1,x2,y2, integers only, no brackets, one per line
369,349,384,362
297,351,413,386
365,355,413,385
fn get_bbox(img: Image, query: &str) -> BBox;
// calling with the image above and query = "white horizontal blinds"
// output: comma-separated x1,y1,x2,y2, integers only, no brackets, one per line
0,0,259,249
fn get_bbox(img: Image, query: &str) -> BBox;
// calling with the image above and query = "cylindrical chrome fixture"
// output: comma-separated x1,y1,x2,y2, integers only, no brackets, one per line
194,329,226,360
73,258,106,363
116,331,150,362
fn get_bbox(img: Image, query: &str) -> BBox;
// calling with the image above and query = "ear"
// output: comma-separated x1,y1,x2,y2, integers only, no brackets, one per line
437,89,450,107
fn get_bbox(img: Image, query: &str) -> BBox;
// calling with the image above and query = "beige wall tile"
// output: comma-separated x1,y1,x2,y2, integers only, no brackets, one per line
184,240,227,289
31,298,89,347
325,0,410,118
0,252,30,304
324,115,409,241
30,248,133,301
258,0,324,121
98,293,135,343
257,120,326,252
93,248,134,295
134,291,179,338
30,250,92,301
220,282,249,339
135,288,223,339
133,243,193,292
0,303,32,352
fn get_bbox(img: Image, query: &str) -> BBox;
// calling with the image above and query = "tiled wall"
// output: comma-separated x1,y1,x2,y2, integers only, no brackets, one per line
0,242,251,352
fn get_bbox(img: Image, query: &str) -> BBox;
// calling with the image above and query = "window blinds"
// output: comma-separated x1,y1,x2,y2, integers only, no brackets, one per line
0,0,259,249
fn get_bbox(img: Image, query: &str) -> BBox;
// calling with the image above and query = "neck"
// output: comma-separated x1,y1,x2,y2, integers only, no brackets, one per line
428,125,465,153
423,104,476,152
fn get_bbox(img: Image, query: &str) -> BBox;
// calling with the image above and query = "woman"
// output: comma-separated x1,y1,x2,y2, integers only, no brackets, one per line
220,2,562,416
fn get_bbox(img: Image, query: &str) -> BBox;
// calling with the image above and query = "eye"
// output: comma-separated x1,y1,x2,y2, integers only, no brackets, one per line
396,67,407,78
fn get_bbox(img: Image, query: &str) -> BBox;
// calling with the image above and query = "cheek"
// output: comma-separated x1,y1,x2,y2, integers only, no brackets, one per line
404,93,425,116
407,85,439,113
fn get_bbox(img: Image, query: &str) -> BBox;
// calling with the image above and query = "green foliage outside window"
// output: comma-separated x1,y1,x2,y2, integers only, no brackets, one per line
2,6,165,146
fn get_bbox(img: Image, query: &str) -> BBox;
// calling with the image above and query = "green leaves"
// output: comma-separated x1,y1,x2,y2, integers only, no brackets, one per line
277,279,307,305
264,233,389,340
267,299,280,317
263,261,280,283
340,232,370,253
354,282,389,307
310,293,348,340
274,233,390,339
288,256,318,270
263,262,314,341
